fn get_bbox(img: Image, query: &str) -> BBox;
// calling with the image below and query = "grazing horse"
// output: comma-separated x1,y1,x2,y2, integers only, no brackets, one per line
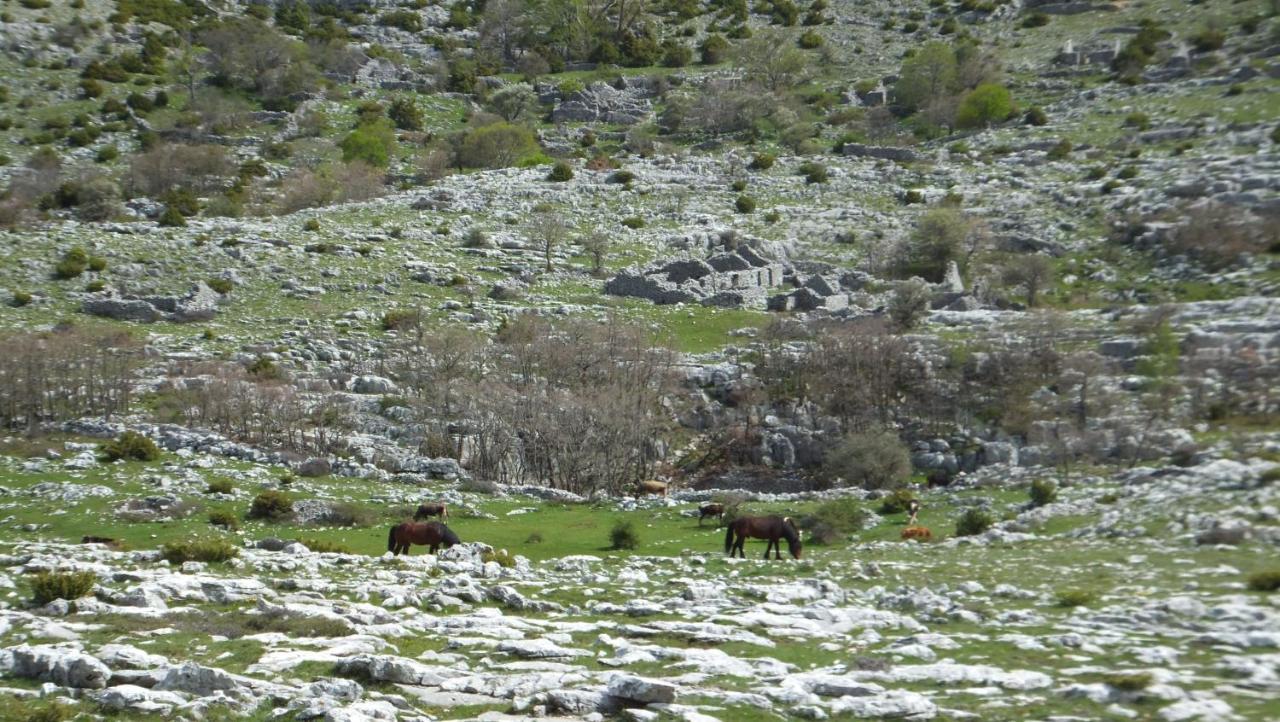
906,499,921,525
725,515,802,560
387,521,460,555
637,480,668,497
413,502,449,521
698,503,725,526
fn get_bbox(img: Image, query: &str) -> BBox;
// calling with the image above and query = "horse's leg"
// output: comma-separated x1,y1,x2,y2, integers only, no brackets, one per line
735,534,745,558
763,538,773,560
773,536,782,560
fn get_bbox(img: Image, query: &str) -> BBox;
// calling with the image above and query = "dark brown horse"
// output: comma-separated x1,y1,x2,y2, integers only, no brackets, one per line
698,503,725,526
725,515,802,560
413,502,449,521
388,521,460,555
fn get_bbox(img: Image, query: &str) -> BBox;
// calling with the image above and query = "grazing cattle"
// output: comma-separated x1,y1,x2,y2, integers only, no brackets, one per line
698,503,725,526
725,515,802,560
637,480,668,497
388,521,460,555
414,502,449,521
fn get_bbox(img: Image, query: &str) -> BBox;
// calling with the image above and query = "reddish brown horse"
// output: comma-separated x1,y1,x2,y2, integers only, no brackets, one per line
698,503,725,526
725,515,802,560
388,521,460,555
414,502,449,521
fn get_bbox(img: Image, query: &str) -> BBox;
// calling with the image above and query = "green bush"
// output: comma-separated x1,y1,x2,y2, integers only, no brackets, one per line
1022,12,1049,28
798,161,827,184
31,570,97,605
206,478,234,494
621,216,645,229
379,9,422,32
247,356,281,379
53,247,89,279
208,510,239,530
607,170,635,184
734,195,756,213
387,97,423,131
1246,570,1280,592
955,508,994,537
340,119,397,167
455,122,539,169
382,309,419,331
730,179,747,192
700,33,730,65
1123,112,1150,130
956,83,1015,129
1103,672,1152,691
482,548,517,567
100,431,160,462
798,30,823,49
803,498,871,544
206,277,234,295
609,520,640,550
302,218,321,232
248,490,293,521
1024,106,1048,126
546,160,574,182
157,205,187,227
1029,479,1058,507
1055,588,1096,607
1045,139,1072,160
11,290,33,307
1190,28,1225,53
299,537,352,554
748,153,776,171
161,538,239,564
877,488,918,515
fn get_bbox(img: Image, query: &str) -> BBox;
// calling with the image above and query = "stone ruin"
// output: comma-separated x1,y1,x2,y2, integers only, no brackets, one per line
604,245,786,309
82,282,222,323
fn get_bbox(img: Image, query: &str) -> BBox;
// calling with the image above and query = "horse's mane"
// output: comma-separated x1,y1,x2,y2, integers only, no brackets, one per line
780,517,800,544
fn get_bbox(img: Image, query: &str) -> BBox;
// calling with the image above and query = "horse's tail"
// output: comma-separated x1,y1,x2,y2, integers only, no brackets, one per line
724,522,735,555
387,524,397,553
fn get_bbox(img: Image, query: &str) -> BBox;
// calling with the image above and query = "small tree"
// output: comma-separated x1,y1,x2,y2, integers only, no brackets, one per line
581,230,610,274
340,119,397,167
1000,255,1055,307
488,83,539,122
888,278,931,330
700,33,730,65
823,429,911,489
527,206,569,273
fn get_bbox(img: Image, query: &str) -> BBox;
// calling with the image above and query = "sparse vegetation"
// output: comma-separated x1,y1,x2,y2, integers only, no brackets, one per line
161,538,239,564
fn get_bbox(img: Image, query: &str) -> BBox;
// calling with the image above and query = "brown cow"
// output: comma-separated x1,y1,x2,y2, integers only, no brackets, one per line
414,503,449,521
698,503,725,526
636,480,668,497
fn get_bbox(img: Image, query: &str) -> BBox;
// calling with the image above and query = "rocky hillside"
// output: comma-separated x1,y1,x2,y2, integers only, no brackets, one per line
0,0,1277,719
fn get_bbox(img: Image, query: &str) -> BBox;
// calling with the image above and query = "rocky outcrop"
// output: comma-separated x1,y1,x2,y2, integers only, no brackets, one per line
605,245,786,309
82,282,221,323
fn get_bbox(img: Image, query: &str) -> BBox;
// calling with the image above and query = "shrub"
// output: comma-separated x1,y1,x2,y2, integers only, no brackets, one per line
609,520,640,550
455,122,539,169
888,278,932,330
525,532,544,544
903,189,924,204
1024,106,1048,126
764,209,781,223
1022,12,1049,28
340,120,397,167
661,40,693,67
824,429,912,489
382,309,419,331
1191,28,1225,53
802,498,871,544
248,490,293,521
621,216,645,229
461,228,490,248
700,33,730,65
1055,588,1096,607
734,195,756,213
100,430,160,462
161,538,239,564
379,9,422,32
1247,570,1280,592
798,30,823,49
748,153,776,171
53,247,89,279
546,160,574,182
798,161,828,184
247,356,281,379
299,538,352,554
31,570,97,605
730,179,747,192
208,510,239,530
302,218,320,232
387,97,423,131
878,488,918,515
206,478,233,495
157,205,187,227
955,508,994,537
956,83,1014,129
206,277,233,295
1045,139,1072,160
324,503,378,528
11,290,33,307
1123,112,1150,131
608,170,635,184
1116,165,1139,180
1029,479,1057,507
1104,672,1153,691
482,548,517,567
